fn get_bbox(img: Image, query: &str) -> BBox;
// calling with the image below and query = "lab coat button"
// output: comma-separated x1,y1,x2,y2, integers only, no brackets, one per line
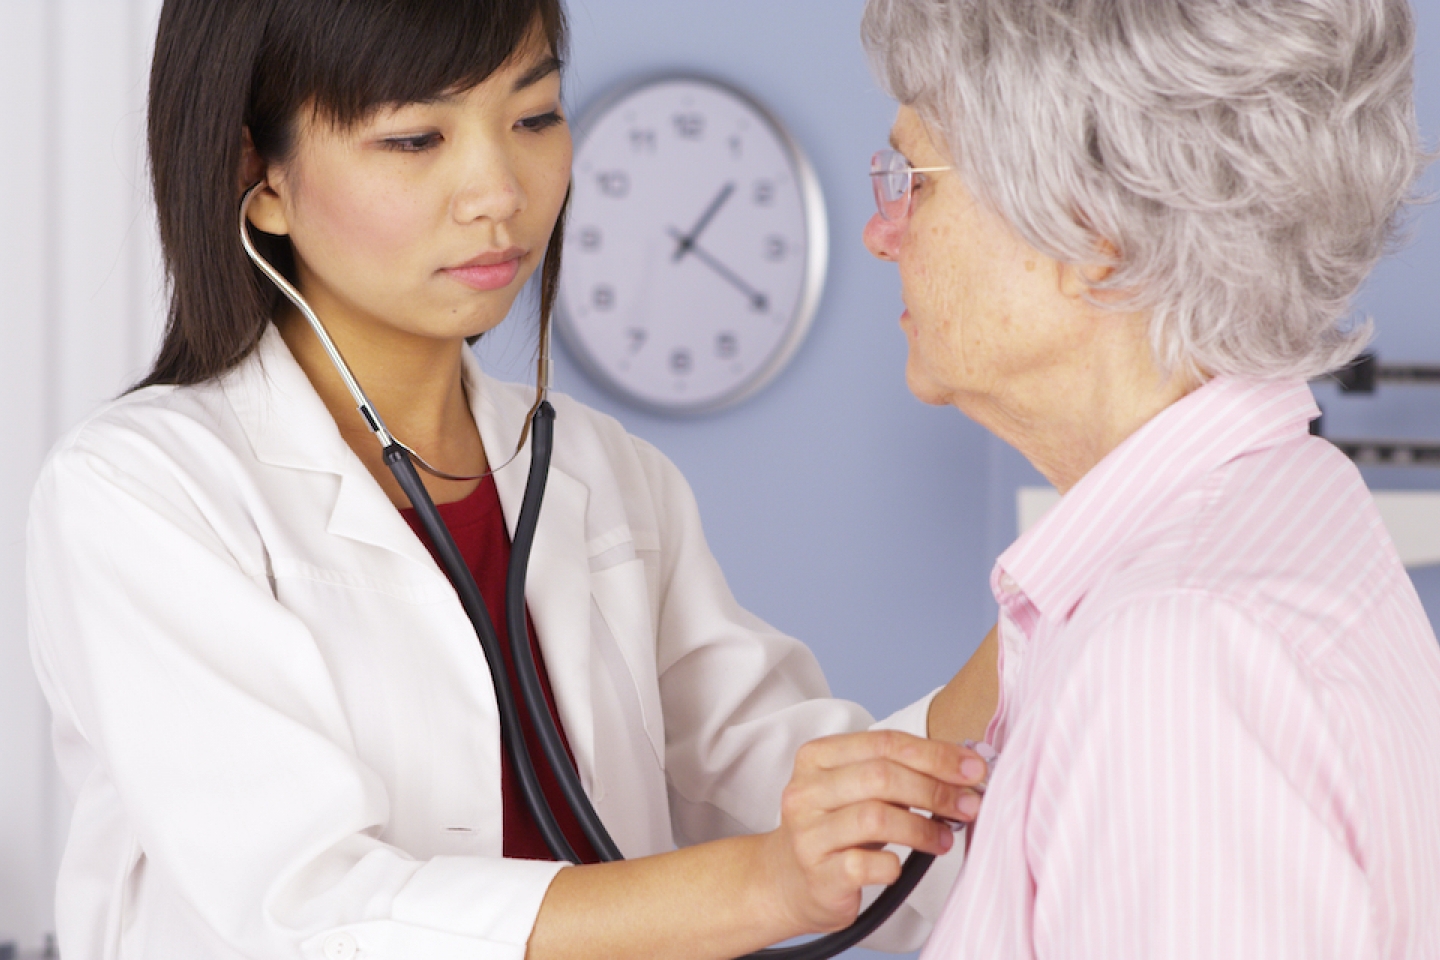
323,933,358,960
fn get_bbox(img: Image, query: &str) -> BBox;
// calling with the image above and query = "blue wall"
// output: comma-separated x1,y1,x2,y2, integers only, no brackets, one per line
483,3,1440,953
483,0,1003,731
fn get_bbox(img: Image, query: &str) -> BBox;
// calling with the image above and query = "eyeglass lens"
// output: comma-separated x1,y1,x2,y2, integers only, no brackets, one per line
870,149,913,222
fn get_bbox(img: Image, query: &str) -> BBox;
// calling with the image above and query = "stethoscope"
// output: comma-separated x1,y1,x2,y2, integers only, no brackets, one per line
238,183,936,959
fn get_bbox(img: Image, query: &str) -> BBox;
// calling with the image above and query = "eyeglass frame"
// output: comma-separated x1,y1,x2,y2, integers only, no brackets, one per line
870,148,952,223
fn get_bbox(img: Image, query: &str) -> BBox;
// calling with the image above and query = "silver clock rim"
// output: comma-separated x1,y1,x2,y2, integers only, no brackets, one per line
554,71,829,417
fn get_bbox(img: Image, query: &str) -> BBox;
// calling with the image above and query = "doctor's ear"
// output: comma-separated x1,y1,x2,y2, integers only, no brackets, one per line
239,127,291,237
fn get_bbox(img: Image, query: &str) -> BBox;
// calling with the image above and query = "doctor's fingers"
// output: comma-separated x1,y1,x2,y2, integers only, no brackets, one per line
790,798,957,869
784,844,915,925
758,814,934,934
793,729,988,788
781,756,983,827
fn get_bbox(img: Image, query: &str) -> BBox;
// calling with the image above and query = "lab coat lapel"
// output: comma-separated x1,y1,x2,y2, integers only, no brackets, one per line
472,359,598,795
225,326,438,569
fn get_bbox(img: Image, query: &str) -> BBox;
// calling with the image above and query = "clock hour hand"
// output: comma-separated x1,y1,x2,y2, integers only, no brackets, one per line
666,227,769,312
671,182,736,261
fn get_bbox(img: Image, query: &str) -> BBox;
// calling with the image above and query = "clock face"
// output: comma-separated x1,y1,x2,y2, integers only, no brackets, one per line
556,75,827,414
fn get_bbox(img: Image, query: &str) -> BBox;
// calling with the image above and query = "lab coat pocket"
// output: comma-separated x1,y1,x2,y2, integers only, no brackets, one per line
589,559,666,767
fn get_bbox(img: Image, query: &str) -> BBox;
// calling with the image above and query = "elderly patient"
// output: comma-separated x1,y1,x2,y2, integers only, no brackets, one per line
860,0,1440,956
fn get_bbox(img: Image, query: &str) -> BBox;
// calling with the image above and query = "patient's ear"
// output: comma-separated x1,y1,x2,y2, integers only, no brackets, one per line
239,127,290,237
1059,235,1123,302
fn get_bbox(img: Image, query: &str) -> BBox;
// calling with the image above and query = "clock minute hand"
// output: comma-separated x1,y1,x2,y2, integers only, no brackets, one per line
671,182,736,261
666,228,769,312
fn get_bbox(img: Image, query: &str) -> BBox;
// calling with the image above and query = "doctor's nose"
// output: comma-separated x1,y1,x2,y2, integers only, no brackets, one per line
863,211,901,262
452,149,526,225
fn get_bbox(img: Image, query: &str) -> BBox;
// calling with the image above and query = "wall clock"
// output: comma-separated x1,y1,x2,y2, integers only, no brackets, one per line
556,74,828,415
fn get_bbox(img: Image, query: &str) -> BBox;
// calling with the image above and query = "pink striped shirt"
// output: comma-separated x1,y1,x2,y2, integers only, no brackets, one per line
923,377,1440,959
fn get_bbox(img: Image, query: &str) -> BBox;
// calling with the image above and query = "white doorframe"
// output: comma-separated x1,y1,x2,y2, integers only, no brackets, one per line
0,0,164,948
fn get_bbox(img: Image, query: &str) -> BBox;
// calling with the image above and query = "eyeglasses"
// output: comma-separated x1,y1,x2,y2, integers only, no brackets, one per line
870,148,951,223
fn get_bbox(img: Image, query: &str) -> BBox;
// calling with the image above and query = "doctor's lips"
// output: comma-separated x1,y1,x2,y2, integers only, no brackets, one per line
443,247,526,291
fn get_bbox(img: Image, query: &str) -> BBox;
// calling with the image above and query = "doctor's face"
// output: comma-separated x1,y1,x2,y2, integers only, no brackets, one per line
245,37,572,349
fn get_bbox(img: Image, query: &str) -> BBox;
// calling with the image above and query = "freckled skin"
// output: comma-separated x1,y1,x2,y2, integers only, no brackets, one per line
871,111,1071,412
862,106,1196,492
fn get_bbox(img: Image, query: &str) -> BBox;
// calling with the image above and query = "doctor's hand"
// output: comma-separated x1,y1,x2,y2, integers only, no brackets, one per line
760,730,988,934
529,730,987,960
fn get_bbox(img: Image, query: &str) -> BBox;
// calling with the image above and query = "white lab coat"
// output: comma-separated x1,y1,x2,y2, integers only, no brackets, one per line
27,326,959,960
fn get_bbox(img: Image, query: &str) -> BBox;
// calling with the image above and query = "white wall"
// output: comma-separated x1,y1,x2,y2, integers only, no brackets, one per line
0,0,165,947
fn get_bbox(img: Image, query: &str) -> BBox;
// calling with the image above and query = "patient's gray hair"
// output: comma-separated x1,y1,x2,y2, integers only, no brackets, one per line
862,0,1428,380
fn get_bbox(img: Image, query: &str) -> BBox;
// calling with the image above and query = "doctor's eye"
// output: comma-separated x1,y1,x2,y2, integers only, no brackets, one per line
381,132,443,153
517,111,566,133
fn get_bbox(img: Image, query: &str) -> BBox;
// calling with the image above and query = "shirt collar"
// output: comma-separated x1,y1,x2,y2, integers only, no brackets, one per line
993,376,1319,622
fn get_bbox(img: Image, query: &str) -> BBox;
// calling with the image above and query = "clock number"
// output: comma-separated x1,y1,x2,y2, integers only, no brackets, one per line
579,227,602,251
753,179,776,206
597,171,630,198
673,113,705,140
629,129,657,153
763,235,788,262
669,348,694,374
593,285,616,311
716,332,739,359
626,328,648,353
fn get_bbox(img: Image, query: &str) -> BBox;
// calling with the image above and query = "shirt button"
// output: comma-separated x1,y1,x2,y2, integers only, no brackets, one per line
323,933,358,960
999,573,1019,594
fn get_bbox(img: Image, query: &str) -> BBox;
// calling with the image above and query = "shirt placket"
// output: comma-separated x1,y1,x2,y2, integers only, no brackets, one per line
988,571,1039,752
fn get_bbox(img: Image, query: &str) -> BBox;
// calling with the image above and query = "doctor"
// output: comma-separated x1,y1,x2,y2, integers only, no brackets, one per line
26,1,995,958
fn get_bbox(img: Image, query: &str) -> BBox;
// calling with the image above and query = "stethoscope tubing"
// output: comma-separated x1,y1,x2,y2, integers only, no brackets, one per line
384,436,584,864
397,402,936,960
502,403,625,861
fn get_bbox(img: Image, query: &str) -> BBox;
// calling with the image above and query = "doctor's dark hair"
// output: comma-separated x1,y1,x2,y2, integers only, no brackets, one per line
138,0,569,388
